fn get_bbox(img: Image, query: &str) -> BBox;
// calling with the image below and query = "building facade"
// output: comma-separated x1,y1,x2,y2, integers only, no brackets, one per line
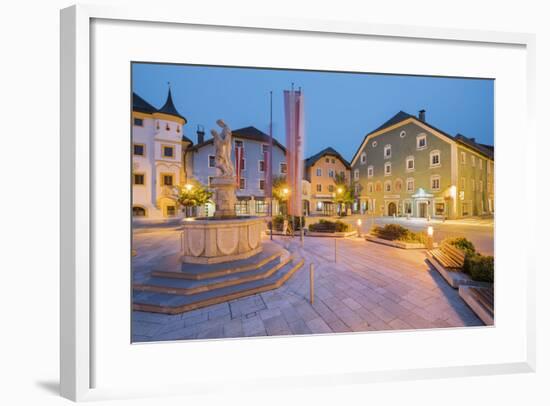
350,110,494,219
189,126,287,217
304,147,351,216
132,90,191,220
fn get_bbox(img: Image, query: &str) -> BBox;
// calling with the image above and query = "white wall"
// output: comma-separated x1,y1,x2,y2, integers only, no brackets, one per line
1,1,548,406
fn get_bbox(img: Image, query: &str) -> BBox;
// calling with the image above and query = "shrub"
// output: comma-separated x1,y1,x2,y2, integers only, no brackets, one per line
308,219,350,233
445,237,476,255
371,224,426,243
464,253,494,283
272,215,304,232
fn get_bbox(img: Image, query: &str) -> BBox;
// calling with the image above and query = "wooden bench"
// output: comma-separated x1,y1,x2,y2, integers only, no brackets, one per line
459,285,494,325
429,241,466,270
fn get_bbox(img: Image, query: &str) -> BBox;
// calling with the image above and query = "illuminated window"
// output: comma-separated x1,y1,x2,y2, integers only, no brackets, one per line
280,163,287,174
161,174,174,186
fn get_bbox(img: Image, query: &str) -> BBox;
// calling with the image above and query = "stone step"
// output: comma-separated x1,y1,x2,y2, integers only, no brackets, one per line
134,256,291,295
152,241,285,280
133,257,304,314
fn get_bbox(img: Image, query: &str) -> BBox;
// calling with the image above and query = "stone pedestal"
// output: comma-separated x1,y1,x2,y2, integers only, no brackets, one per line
211,176,237,218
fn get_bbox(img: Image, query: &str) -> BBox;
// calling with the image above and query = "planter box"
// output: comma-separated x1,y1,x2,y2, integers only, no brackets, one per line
426,253,492,289
365,234,435,249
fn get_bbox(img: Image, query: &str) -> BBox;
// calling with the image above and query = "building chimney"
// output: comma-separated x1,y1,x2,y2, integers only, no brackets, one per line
418,109,426,122
197,125,205,144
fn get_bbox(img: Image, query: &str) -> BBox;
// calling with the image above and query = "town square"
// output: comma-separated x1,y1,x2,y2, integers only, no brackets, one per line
131,63,495,342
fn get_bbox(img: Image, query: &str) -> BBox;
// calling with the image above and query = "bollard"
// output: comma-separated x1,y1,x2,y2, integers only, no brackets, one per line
309,263,315,304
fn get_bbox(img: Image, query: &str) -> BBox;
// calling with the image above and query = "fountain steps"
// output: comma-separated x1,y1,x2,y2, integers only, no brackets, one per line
132,257,304,315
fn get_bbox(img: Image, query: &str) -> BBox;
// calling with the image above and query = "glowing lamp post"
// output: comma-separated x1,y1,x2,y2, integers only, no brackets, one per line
426,225,434,249
357,218,362,237
184,183,193,192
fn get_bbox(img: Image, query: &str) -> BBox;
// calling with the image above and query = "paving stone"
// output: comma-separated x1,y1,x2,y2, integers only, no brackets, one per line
264,315,292,336
306,317,333,334
288,319,312,335
327,319,352,333
242,315,266,336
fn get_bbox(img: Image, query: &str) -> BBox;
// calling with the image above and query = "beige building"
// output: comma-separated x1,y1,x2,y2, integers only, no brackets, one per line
304,147,351,215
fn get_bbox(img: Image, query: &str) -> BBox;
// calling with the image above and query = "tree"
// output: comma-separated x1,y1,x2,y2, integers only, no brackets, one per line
332,173,355,216
175,179,212,212
271,175,290,216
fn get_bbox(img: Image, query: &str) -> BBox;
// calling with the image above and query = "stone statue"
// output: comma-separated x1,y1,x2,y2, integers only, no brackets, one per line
211,119,235,177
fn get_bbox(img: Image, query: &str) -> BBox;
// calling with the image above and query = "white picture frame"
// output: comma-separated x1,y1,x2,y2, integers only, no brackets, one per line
60,4,536,402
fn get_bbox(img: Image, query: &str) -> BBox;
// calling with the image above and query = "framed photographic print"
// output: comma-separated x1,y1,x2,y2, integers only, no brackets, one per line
60,4,536,402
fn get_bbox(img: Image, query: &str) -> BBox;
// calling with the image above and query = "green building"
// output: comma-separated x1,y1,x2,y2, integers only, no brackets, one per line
350,110,494,219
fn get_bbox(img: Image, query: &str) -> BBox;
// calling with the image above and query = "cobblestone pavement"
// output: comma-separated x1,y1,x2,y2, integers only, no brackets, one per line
132,231,483,342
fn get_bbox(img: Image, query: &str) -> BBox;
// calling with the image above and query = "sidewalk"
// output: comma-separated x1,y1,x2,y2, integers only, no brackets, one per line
132,231,483,342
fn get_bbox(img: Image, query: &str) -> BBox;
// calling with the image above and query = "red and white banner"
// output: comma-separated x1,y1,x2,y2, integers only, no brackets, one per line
284,89,305,217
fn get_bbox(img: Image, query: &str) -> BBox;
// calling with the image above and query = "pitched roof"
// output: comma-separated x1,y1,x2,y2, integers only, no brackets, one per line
455,134,494,160
156,88,187,122
132,92,156,114
190,126,286,152
305,147,351,170
350,110,494,165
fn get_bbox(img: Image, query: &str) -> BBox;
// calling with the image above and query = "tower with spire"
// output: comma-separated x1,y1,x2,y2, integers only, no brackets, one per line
132,85,193,219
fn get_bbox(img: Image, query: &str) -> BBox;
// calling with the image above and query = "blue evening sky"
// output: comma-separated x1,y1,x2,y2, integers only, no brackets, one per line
132,63,494,161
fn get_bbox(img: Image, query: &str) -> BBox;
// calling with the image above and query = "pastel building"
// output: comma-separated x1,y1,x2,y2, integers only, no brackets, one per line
189,126,287,216
132,90,191,220
304,147,351,216
350,110,494,218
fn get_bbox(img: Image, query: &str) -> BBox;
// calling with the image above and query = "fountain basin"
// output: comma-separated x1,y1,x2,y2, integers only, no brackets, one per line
181,216,265,264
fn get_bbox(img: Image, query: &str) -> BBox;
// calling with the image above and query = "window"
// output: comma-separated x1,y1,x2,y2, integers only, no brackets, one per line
395,179,403,192
259,179,265,190
161,174,174,186
384,181,392,192
261,144,269,153
331,158,335,164
471,179,476,191
354,184,360,195
329,169,335,178
375,181,382,192
471,155,476,167
239,158,246,171
258,160,265,172
384,144,392,159
372,141,378,148
132,206,146,217
162,145,174,158
340,171,345,178
367,183,373,193
435,202,445,216
384,162,391,176
256,200,268,214
134,118,143,126
316,184,322,192
166,205,176,216
133,173,145,185
416,134,427,150
235,140,244,150
430,150,441,167
406,156,415,172
360,152,367,164
461,151,466,164
400,130,406,138
479,158,483,170
461,177,466,190
367,166,374,178
328,185,334,193
479,180,483,192
431,175,441,191
325,158,329,163
280,163,287,174
208,155,216,168
404,201,412,214
239,178,246,190
316,168,322,177
208,176,214,187
354,169,360,181
133,143,145,156
406,178,415,193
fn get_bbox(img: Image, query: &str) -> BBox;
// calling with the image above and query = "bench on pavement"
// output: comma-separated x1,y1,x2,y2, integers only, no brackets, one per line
459,285,494,325
429,241,466,270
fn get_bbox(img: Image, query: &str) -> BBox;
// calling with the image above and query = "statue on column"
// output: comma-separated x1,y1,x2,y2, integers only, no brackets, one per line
211,119,235,177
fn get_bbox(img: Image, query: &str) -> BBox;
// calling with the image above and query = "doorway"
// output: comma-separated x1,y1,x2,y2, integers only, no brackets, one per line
387,202,397,216
418,202,428,218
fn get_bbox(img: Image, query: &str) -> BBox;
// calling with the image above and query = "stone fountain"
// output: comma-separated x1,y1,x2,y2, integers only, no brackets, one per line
180,120,264,264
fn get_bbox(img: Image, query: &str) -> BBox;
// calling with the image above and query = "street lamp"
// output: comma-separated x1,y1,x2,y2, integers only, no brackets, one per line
184,183,193,192
357,218,362,237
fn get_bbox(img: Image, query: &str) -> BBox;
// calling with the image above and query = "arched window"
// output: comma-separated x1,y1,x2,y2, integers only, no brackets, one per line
395,179,403,192
132,206,146,217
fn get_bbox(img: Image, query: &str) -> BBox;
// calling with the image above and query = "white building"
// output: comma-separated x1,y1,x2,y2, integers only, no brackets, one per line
132,90,191,220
